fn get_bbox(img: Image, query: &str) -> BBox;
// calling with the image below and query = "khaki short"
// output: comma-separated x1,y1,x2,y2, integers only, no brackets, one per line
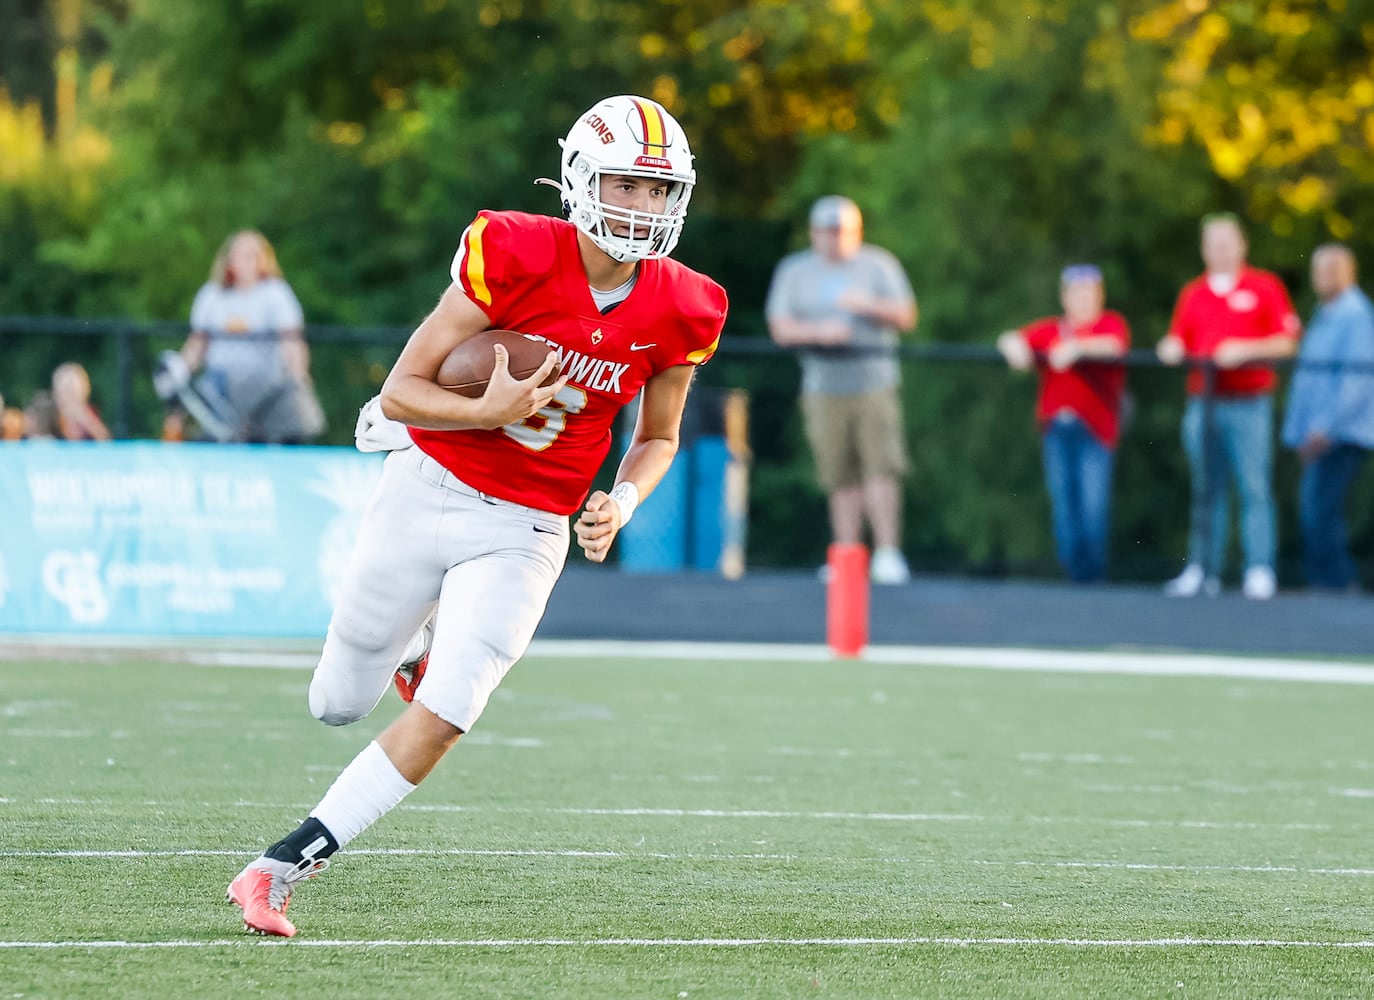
801,387,909,491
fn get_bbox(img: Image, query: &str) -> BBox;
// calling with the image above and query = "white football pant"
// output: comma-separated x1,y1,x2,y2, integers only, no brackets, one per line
309,445,568,732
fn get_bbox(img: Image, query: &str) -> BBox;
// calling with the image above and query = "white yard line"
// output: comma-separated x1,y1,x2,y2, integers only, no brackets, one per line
6,848,1372,877
2,936,1373,950
1,848,614,858
973,859,1374,876
5,639,1374,684
0,796,1333,831
530,641,1374,686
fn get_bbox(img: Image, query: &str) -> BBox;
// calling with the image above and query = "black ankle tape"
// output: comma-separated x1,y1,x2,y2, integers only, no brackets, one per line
264,816,340,864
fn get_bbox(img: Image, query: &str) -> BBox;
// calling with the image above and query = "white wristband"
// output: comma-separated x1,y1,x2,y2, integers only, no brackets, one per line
608,481,639,526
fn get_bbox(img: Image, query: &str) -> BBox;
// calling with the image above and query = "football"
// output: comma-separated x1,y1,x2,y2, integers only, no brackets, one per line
437,329,560,399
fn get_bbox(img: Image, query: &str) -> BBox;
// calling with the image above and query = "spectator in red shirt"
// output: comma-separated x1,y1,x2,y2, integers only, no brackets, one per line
1157,213,1300,600
998,264,1130,582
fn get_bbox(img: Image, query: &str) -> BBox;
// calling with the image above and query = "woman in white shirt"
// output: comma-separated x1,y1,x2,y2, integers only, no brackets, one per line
172,230,325,443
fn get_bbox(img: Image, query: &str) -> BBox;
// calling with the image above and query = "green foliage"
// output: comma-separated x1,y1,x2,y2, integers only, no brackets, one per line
5,0,1374,580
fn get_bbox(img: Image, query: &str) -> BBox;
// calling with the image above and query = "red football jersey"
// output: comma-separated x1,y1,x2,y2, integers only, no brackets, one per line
409,211,728,514
1168,267,1300,396
1021,311,1131,448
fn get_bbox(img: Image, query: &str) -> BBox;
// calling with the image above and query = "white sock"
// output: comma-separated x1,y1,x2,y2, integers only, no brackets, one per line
309,740,417,848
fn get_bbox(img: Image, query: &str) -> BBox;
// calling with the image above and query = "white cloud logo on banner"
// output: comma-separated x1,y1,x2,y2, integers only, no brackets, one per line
307,459,384,607
42,550,110,624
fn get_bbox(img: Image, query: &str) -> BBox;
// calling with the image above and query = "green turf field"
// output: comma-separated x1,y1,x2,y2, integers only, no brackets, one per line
3,646,1374,998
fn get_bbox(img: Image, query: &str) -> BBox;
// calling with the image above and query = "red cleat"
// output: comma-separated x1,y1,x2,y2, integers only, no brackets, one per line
226,857,328,938
393,653,428,703
393,616,434,703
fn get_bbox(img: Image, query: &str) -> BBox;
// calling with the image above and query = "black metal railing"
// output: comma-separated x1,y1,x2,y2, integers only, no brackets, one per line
3,314,1370,583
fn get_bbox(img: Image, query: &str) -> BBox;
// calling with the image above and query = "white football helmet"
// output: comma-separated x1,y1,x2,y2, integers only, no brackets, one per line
554,95,695,261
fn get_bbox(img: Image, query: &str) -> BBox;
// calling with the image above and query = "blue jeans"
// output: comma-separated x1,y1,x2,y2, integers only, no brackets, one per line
1181,395,1276,576
1041,414,1115,583
1299,443,1368,589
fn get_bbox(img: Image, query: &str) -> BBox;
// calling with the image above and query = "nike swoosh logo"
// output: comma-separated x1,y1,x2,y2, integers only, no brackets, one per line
531,524,561,534
629,342,656,351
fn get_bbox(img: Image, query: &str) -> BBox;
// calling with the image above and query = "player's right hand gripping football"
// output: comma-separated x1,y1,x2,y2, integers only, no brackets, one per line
479,345,567,428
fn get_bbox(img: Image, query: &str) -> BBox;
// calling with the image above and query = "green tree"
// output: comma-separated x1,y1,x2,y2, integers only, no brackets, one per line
7,0,1374,580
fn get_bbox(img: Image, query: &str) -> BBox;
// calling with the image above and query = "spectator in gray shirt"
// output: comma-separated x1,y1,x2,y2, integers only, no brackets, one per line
170,230,325,444
766,196,918,584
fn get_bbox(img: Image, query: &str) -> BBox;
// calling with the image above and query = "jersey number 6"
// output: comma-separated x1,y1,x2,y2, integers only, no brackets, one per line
502,384,588,451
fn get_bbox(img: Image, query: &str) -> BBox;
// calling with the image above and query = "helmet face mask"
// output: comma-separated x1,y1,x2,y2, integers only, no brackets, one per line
557,96,695,262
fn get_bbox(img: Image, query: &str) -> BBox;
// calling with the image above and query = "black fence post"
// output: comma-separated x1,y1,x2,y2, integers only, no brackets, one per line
115,325,134,439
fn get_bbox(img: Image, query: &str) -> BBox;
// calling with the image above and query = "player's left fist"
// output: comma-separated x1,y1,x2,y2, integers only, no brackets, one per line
574,491,623,562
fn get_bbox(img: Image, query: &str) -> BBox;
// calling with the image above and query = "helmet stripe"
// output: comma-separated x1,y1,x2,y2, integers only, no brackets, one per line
464,216,492,306
631,98,668,153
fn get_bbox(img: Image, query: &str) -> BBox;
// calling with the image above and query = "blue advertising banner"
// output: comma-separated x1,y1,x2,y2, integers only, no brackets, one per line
0,442,384,637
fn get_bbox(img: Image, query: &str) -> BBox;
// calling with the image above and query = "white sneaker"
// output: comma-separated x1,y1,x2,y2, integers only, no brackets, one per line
1163,564,1220,598
1242,566,1277,601
1163,564,1202,596
870,547,911,586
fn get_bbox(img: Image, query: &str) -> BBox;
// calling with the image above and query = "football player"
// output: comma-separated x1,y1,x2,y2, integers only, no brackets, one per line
226,95,727,937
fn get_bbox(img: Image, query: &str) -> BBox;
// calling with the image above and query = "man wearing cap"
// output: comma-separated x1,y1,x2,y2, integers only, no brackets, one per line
766,195,919,585
1158,212,1300,600
997,265,1131,583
